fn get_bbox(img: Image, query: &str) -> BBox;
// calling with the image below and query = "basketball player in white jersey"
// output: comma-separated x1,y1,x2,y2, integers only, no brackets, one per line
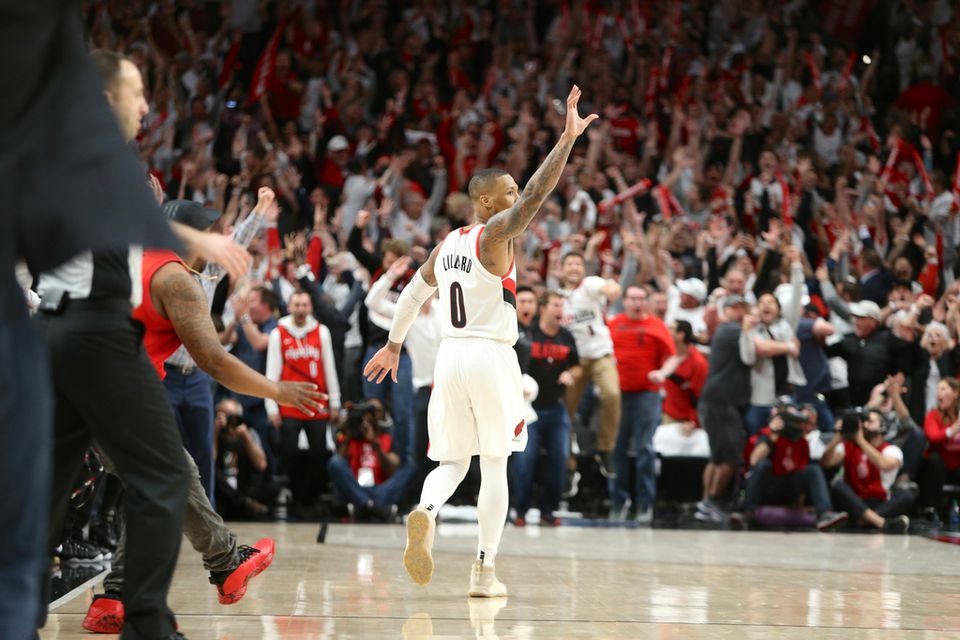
364,86,598,597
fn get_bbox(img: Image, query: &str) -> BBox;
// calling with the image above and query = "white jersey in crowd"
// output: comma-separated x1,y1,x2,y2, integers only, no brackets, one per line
561,276,614,359
434,224,518,346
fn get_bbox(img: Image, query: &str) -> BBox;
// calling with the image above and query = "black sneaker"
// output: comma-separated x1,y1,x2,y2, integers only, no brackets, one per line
595,452,617,479
58,539,104,563
88,520,118,551
883,515,910,534
817,511,848,531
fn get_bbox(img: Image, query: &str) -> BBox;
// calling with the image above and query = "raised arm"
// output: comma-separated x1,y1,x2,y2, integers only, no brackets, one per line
482,86,598,247
363,245,442,384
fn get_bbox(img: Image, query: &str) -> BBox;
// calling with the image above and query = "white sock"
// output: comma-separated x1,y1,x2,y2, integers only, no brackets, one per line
418,458,470,520
476,455,509,568
477,546,496,567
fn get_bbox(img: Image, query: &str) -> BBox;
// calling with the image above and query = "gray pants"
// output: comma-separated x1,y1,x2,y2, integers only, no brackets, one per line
96,445,237,594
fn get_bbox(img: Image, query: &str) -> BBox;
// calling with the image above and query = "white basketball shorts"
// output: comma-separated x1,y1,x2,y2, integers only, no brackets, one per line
427,338,527,461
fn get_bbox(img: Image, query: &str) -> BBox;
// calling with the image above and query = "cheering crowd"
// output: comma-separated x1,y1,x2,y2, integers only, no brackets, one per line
41,0,960,590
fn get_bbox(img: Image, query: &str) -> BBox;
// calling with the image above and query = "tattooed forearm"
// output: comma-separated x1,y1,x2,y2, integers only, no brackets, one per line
158,269,227,373
484,133,576,241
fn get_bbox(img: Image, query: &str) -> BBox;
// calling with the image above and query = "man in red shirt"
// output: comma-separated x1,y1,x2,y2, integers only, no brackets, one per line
608,285,675,523
731,400,846,531
266,291,341,512
654,320,709,432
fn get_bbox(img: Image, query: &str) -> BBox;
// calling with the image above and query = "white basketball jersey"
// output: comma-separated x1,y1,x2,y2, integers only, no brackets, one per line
434,225,519,345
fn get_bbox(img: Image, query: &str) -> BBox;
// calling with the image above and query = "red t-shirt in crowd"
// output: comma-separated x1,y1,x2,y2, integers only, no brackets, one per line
843,440,893,501
744,427,810,475
346,434,393,485
267,73,303,121
662,347,708,425
895,82,955,136
131,249,186,379
608,313,675,392
924,410,960,470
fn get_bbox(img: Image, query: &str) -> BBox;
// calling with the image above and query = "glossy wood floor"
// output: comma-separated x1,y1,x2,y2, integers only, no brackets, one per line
42,521,960,639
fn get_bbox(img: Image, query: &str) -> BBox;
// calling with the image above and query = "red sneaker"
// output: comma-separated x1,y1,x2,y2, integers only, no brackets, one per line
212,538,275,605
81,594,124,633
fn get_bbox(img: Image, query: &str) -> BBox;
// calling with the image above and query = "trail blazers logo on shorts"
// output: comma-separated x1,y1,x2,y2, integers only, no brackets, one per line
513,420,525,440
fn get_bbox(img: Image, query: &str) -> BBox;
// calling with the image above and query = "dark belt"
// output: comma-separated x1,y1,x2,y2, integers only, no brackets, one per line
164,362,199,376
40,295,132,316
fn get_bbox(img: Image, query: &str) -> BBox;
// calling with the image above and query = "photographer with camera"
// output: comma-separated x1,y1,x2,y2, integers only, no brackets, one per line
213,399,273,520
822,408,914,533
731,399,846,531
327,401,415,521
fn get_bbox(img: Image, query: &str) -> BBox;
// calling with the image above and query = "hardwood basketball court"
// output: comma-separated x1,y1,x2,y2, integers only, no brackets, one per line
41,521,960,639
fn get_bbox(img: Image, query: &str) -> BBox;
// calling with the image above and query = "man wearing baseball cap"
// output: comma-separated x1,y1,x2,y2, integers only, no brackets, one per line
668,277,708,338
824,299,922,406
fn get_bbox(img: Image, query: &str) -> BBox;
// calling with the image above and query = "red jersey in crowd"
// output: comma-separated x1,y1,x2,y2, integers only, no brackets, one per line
265,315,340,421
662,347,708,425
744,427,811,475
924,410,960,470
843,440,895,501
131,249,187,379
608,313,675,393
346,434,393,485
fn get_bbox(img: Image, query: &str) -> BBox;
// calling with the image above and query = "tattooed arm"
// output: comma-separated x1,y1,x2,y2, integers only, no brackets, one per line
152,264,324,414
481,86,598,262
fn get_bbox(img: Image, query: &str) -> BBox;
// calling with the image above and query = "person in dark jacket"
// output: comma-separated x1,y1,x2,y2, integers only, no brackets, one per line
824,301,922,408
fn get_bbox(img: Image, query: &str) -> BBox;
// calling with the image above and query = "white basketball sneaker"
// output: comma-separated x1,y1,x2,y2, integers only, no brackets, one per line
404,509,436,585
468,560,507,597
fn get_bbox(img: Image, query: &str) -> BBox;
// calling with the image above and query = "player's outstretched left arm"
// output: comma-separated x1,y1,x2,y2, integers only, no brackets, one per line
363,245,441,384
483,85,598,245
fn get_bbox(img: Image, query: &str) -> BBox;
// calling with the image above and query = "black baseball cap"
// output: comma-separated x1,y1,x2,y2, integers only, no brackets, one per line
162,199,222,231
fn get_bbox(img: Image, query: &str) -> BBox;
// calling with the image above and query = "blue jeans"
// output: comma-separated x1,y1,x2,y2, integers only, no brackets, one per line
327,455,416,508
744,404,774,437
742,459,833,515
511,403,570,517
611,391,662,512
362,346,414,462
163,367,215,503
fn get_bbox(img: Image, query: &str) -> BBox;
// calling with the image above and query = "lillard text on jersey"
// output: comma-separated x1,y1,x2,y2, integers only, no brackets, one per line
441,253,473,273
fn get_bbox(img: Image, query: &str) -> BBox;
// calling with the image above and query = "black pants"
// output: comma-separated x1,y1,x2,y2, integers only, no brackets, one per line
891,427,928,481
919,451,960,516
0,303,51,640
44,311,190,639
831,481,915,524
278,417,330,507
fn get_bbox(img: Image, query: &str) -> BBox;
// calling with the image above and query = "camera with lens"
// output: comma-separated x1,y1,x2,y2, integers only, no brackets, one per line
840,407,866,440
774,397,806,442
341,401,377,440
224,413,244,431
